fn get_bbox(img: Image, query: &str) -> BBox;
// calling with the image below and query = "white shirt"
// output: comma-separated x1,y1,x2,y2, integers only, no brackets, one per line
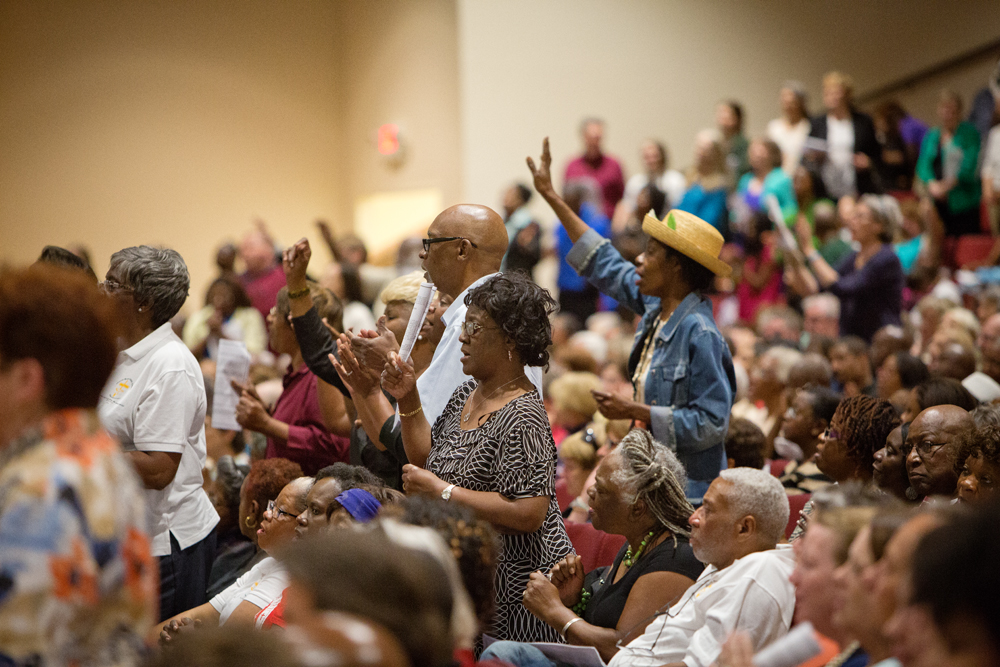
823,115,856,199
622,171,688,211
98,322,219,557
608,545,796,667
766,117,811,176
982,125,1000,189
209,556,287,625
416,273,544,427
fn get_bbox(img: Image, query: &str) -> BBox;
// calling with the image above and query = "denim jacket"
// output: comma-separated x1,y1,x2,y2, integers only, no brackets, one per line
567,230,736,500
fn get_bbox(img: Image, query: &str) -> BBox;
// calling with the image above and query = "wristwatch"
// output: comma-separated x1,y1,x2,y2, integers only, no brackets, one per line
441,484,456,501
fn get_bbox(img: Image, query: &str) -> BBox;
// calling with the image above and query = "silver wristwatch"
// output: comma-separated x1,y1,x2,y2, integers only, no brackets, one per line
441,484,456,501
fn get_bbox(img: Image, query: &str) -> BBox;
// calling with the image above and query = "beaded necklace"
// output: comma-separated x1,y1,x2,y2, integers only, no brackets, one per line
571,529,659,616
622,529,657,568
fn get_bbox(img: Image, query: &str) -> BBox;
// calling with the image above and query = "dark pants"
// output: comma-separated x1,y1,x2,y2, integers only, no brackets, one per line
158,530,217,621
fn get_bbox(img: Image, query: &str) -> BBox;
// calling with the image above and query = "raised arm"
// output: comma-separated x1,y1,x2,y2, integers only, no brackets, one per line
381,351,433,467
528,138,593,243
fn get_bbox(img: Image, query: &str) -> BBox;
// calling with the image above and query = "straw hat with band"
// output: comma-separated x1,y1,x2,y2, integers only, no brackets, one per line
642,209,732,278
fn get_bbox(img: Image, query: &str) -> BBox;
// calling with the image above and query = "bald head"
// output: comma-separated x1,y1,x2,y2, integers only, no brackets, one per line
423,204,508,297
905,405,971,498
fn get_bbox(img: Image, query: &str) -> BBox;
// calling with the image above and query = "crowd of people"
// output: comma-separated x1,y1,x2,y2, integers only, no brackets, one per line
2,63,1000,667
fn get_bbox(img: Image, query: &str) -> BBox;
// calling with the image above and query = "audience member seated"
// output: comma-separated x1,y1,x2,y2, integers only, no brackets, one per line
789,484,886,666
233,283,350,475
206,456,256,598
786,195,905,343
155,476,313,643
383,272,573,643
238,227,286,322
756,306,804,348
873,423,914,501
557,430,598,512
483,430,702,665
0,266,156,666
547,371,600,444
280,528,459,667
900,376,978,423
802,293,841,342
776,385,840,493
147,625,310,667
906,503,1000,667
903,405,971,500
955,414,1000,505
929,340,977,382
183,275,266,361
792,395,899,539
603,468,793,667
725,418,766,470
915,90,982,240
531,138,736,502
500,183,542,274
805,71,881,199
875,351,929,406
565,117,625,219
717,100,750,184
786,352,834,390
767,81,811,176
676,129,730,235
97,245,220,620
829,335,875,397
732,345,802,437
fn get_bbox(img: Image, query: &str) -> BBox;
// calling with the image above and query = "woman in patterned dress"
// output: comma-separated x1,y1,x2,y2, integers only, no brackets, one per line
380,272,574,643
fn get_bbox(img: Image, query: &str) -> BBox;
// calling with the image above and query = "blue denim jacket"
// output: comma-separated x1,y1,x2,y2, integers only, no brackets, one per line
567,230,736,500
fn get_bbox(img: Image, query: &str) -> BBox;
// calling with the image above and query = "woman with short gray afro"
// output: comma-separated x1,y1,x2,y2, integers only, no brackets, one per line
107,245,190,328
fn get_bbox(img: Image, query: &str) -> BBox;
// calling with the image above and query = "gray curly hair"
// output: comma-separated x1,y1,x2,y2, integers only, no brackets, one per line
108,245,190,327
609,428,693,538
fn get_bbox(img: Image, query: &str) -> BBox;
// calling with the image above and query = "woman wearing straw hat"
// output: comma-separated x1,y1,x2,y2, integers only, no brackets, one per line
529,138,736,502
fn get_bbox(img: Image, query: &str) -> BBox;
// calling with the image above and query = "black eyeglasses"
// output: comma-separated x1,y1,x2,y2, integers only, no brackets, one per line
912,440,947,461
266,500,297,521
422,237,478,253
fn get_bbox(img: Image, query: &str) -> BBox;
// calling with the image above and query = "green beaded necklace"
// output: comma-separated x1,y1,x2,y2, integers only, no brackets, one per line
622,530,657,568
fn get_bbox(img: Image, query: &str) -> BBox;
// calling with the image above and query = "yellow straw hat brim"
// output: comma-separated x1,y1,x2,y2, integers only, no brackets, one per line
642,209,732,277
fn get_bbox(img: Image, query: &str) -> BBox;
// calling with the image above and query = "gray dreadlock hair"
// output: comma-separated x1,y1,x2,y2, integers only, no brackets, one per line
609,428,693,538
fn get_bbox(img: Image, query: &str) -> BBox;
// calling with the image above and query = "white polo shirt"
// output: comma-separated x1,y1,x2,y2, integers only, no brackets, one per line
416,273,544,427
98,322,219,557
608,545,796,667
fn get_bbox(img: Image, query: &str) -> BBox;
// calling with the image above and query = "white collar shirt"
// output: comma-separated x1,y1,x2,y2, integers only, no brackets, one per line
98,322,219,557
608,545,796,667
415,273,544,427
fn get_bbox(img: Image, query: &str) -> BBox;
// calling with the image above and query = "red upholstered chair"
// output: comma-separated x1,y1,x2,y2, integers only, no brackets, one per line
785,493,811,540
953,235,996,268
555,478,574,513
564,521,628,572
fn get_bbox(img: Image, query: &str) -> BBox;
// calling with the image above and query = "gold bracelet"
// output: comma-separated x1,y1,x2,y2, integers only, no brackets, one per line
287,286,310,299
400,405,423,418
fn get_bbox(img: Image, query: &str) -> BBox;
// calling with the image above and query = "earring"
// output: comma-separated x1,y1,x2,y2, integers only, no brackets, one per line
244,515,256,528
137,306,143,313
508,350,512,362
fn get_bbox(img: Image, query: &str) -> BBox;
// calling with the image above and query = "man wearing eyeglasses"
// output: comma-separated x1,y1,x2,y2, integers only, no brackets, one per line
607,469,795,667
904,405,970,500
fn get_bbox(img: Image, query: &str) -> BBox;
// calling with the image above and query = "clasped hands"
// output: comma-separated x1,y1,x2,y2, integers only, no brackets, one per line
523,554,586,622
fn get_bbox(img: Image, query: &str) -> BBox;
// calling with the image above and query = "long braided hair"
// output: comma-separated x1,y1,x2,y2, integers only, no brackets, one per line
610,428,694,539
834,395,900,480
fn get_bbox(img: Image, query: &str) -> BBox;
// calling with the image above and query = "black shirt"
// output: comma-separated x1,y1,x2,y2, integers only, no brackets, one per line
582,534,704,630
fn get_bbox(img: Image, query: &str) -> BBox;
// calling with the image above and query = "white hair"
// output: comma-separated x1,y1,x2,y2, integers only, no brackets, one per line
719,468,790,545
761,346,804,385
803,293,841,319
380,520,478,647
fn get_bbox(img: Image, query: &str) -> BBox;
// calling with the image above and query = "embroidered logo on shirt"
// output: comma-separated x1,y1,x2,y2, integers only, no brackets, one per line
110,379,133,399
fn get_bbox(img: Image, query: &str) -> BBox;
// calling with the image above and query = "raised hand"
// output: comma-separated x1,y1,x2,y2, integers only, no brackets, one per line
282,237,312,288
381,351,417,401
527,137,557,200
548,554,586,607
331,335,381,397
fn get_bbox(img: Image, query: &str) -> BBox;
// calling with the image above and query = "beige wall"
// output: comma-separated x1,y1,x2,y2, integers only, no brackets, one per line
458,0,1000,216
0,0,463,307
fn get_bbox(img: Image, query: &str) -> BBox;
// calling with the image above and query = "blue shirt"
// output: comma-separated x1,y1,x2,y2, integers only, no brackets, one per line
676,184,729,237
557,202,611,292
567,229,735,501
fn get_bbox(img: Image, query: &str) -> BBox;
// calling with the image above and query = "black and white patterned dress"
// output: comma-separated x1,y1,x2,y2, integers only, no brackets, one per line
427,380,574,643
